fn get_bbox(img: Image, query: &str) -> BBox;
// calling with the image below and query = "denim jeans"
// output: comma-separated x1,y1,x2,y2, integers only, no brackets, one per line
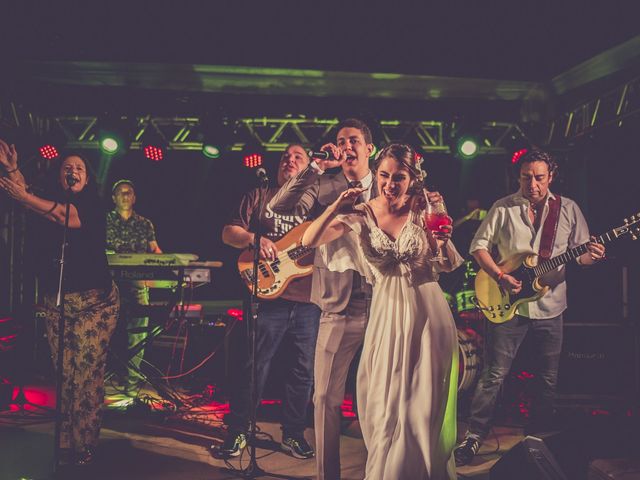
466,314,563,440
226,298,321,437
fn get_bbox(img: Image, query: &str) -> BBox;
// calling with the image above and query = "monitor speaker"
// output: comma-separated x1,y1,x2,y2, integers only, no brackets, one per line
490,435,568,480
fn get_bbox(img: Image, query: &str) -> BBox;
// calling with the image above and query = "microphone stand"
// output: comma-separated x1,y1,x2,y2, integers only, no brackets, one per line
52,188,73,474
223,178,293,479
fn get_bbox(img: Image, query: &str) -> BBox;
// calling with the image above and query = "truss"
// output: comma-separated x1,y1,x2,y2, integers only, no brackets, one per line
0,105,528,156
4,74,640,154
547,75,640,144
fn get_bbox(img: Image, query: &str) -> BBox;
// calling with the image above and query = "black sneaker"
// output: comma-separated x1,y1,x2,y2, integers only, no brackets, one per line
216,431,247,457
282,435,314,459
454,436,481,466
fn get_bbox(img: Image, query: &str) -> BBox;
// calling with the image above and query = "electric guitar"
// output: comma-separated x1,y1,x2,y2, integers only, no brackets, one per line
237,221,314,300
474,214,640,323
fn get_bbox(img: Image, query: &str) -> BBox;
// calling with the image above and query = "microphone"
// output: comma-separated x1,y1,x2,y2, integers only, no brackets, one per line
255,167,269,183
65,173,78,187
307,150,332,160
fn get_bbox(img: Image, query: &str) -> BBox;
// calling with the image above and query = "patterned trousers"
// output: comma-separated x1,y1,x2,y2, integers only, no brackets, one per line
38,282,119,452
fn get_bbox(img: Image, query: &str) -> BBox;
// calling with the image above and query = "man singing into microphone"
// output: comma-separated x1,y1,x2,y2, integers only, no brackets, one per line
106,179,162,395
268,118,376,479
216,144,320,459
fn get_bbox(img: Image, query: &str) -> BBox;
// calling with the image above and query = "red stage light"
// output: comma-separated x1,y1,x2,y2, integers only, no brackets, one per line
226,308,243,320
511,148,528,164
39,144,59,160
244,153,263,168
144,145,164,161
340,394,357,418
516,370,535,380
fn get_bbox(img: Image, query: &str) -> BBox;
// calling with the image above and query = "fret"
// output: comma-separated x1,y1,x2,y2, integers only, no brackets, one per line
536,242,590,276
288,246,312,260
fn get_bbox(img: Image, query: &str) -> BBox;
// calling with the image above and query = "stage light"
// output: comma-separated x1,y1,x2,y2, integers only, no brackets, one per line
100,136,120,154
243,136,265,168
202,144,221,159
511,148,528,164
244,153,263,168
141,129,167,162
227,308,243,320
98,115,133,156
457,137,479,159
39,144,59,160
143,145,164,162
198,112,235,160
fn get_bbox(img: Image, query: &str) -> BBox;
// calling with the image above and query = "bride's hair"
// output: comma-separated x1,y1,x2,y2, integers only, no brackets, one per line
374,143,425,194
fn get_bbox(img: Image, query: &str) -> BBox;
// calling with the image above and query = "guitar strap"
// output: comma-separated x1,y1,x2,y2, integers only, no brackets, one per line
538,195,562,260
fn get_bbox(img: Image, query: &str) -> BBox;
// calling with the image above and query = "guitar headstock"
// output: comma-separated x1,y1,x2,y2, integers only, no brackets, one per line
618,213,640,241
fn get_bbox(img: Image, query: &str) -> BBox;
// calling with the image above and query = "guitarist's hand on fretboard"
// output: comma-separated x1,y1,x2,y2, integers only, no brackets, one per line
579,236,606,265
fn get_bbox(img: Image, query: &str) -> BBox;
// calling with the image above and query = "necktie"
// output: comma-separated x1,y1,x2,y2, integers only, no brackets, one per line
347,180,365,295
348,180,364,204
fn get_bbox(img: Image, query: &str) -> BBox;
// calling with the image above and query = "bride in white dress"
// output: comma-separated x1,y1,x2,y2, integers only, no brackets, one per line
303,144,463,479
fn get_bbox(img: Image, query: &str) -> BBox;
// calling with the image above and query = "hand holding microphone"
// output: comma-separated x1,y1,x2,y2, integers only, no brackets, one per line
308,143,344,171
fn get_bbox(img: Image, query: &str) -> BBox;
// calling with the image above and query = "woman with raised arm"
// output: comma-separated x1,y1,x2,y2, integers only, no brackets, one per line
0,139,118,467
302,143,463,479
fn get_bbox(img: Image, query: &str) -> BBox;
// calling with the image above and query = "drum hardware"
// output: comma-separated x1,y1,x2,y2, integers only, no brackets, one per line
457,328,483,393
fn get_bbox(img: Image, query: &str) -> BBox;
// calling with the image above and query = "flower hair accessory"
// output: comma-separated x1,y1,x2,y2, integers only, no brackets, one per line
414,152,427,182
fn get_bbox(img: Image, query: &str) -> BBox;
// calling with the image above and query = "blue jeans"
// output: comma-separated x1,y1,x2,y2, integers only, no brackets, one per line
226,299,321,437
466,314,563,440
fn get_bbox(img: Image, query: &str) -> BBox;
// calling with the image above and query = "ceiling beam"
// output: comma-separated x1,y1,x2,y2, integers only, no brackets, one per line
22,60,543,103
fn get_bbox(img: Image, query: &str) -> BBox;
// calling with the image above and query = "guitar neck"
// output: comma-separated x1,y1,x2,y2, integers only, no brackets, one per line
533,229,618,277
287,245,312,260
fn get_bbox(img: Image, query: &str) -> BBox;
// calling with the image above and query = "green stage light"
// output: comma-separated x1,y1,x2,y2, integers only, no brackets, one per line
202,144,221,159
457,137,479,159
100,136,120,154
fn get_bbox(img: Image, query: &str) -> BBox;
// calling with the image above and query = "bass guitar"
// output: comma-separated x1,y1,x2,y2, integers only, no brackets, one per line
474,214,640,323
237,221,314,300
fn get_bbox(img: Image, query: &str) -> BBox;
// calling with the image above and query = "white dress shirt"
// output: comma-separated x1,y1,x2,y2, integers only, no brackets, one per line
470,190,590,319
345,170,374,203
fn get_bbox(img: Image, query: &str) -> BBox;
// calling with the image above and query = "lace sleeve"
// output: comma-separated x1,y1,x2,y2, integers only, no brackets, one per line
433,240,464,273
318,213,375,286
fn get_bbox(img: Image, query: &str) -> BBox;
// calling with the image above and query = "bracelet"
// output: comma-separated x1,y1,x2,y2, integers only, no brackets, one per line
496,271,505,281
43,201,58,215
6,167,18,174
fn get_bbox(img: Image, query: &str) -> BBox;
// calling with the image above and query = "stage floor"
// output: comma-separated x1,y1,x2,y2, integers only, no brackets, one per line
0,385,524,479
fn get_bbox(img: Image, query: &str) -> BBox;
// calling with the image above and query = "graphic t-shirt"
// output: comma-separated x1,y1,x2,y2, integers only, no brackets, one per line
229,187,313,303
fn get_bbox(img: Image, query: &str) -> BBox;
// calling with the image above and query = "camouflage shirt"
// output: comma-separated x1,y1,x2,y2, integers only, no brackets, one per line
106,210,157,253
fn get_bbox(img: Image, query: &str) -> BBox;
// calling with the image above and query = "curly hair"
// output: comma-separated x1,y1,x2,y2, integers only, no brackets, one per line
44,151,99,201
518,149,557,177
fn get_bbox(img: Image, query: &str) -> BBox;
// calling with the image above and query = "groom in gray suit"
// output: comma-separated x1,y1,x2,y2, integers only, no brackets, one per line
269,118,376,479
